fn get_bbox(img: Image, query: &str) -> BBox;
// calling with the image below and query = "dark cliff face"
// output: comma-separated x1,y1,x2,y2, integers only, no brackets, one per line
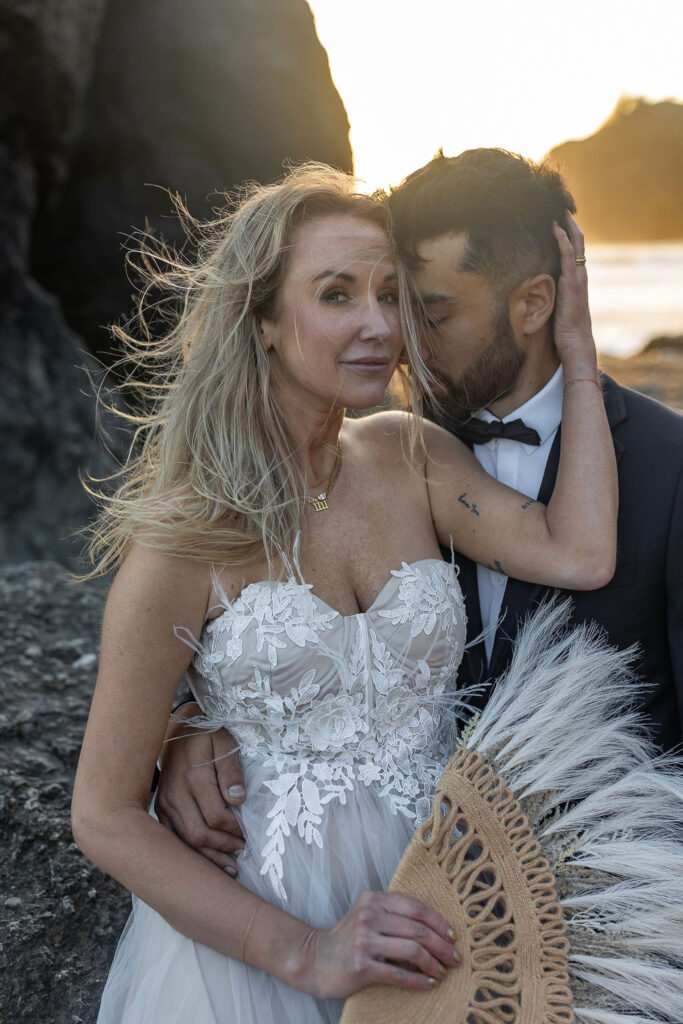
547,98,683,242
0,1,113,570
31,0,352,355
0,0,351,569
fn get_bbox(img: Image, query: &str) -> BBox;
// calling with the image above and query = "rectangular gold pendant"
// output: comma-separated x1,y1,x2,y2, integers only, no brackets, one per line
310,496,329,512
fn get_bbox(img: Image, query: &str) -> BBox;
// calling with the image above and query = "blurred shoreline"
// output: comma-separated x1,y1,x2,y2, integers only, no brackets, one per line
599,335,683,411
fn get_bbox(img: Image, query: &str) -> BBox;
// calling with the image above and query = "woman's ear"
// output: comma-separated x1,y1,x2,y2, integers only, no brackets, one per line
257,314,276,351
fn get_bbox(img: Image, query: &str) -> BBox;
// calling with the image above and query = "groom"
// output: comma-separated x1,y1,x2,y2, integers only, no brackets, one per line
155,149,683,872
388,148,683,744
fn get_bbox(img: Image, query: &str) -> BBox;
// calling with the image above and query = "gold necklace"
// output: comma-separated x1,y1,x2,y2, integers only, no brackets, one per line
306,440,343,512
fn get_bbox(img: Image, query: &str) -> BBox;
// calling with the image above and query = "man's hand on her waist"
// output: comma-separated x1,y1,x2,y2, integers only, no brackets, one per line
155,703,246,876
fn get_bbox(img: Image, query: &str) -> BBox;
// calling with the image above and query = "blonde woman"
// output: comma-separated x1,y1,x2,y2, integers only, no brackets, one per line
72,164,615,1022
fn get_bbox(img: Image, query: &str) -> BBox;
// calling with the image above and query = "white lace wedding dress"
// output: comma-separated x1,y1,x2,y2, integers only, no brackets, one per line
97,558,466,1023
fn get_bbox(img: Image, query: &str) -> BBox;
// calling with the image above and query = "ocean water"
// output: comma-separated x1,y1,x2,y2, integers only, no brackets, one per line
587,243,683,357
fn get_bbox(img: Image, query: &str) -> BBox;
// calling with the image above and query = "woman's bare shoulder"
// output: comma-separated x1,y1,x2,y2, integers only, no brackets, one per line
345,410,416,450
108,542,215,628
346,410,467,461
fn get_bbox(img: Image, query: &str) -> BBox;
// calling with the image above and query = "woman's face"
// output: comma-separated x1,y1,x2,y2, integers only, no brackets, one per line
260,214,402,414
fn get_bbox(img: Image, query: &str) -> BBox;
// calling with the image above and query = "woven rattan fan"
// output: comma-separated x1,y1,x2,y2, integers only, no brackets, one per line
342,601,683,1024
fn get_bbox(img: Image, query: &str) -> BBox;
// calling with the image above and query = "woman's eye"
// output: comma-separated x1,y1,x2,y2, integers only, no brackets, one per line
426,315,447,328
379,291,399,304
321,289,347,304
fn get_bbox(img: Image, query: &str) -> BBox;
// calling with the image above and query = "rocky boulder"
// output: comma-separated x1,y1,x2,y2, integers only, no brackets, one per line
31,0,353,356
0,0,351,567
0,2,114,568
547,97,683,241
0,273,122,568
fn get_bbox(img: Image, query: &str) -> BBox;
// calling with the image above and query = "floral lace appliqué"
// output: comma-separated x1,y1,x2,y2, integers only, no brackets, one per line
185,559,466,900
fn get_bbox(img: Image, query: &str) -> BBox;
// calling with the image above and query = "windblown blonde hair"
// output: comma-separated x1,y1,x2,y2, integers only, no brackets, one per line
84,163,433,577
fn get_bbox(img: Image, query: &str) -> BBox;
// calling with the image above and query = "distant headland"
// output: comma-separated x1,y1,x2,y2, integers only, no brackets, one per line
546,97,683,242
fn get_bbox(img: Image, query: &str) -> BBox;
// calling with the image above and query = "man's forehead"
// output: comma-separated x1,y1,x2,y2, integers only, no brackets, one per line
412,230,470,271
409,231,472,302
409,235,497,309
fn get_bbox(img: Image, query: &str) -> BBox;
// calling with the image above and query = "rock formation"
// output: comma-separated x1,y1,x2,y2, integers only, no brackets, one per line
0,0,351,570
0,1,114,570
31,0,353,355
547,97,683,241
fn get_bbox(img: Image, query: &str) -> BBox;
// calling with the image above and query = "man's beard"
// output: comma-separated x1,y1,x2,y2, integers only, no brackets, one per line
428,309,526,425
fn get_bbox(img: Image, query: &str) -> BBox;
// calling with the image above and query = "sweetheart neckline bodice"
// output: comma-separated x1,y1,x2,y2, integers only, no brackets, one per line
205,556,451,627
183,556,467,901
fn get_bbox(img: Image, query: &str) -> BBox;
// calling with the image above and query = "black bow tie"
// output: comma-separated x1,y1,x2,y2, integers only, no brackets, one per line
450,417,542,447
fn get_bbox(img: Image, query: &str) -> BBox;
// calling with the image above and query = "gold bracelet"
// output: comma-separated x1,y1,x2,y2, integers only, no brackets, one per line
562,376,601,400
240,900,262,963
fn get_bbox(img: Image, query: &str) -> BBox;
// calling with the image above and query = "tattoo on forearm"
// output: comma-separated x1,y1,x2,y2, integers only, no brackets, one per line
458,492,480,517
521,498,536,510
487,559,505,575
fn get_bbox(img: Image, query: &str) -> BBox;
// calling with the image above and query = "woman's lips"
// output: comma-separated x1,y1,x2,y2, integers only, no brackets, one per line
340,356,391,372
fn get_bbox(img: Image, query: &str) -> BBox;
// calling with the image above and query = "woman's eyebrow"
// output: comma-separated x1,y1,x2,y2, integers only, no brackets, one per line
311,270,355,283
310,270,398,284
420,291,452,304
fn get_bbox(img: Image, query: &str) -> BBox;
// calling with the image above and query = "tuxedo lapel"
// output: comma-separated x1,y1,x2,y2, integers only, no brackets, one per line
486,429,562,679
441,430,489,686
600,373,627,450
485,374,627,680
455,553,488,685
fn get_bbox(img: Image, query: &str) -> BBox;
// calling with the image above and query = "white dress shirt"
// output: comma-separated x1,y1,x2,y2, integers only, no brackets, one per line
472,366,564,660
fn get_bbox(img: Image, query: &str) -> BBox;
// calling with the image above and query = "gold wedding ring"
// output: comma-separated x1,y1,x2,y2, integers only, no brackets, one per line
575,256,587,265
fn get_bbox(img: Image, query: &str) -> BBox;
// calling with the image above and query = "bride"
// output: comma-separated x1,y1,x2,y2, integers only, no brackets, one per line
72,163,615,1022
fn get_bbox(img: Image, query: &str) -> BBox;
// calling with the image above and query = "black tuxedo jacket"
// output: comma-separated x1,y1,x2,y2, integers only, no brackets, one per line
453,375,683,752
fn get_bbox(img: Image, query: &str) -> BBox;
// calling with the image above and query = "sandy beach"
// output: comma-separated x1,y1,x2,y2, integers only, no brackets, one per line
599,338,683,411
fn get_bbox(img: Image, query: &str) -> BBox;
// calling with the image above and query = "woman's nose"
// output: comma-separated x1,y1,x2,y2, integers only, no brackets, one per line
358,299,394,341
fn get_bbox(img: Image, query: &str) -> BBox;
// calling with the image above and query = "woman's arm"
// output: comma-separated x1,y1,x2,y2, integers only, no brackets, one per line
72,543,458,996
72,544,277,955
424,220,617,590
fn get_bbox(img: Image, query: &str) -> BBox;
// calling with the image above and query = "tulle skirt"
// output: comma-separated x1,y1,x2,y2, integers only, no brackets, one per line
96,754,419,1023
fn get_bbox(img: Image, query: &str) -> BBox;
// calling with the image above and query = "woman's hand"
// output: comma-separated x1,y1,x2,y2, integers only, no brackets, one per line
552,216,597,375
155,705,246,875
297,890,460,999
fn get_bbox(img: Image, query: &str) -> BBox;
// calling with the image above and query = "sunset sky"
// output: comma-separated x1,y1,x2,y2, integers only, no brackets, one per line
309,0,683,191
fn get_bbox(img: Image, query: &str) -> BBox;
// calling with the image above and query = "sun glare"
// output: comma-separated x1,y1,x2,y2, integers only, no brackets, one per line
308,0,683,192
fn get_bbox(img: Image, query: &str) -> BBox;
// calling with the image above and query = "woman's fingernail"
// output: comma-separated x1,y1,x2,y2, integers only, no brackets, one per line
224,864,237,876
428,978,439,988
446,927,456,941
453,949,462,963
227,785,246,799
439,964,448,976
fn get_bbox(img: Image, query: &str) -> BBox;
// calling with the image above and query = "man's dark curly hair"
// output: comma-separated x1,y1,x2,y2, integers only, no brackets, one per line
388,148,576,292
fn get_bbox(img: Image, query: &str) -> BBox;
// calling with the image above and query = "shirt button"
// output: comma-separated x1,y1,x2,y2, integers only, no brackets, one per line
494,574,506,586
